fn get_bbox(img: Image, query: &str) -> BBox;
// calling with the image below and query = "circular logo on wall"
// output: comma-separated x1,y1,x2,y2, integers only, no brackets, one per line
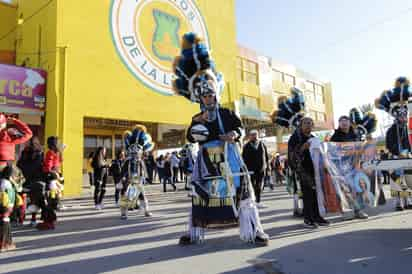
110,0,210,96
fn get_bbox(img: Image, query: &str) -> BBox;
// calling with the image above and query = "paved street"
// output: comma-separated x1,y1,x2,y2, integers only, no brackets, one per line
1,184,412,274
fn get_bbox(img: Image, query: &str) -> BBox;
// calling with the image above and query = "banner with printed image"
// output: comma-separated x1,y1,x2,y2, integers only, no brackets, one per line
310,139,379,216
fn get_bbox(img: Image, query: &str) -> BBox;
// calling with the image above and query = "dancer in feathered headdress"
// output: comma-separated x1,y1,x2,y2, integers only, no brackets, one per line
375,76,412,211
175,33,269,246
271,87,305,129
119,124,155,219
348,108,377,141
271,88,308,220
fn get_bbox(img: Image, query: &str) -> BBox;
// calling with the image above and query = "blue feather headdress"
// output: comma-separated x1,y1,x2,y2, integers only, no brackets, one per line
172,32,224,106
375,76,411,118
271,87,306,128
124,125,154,155
349,108,377,137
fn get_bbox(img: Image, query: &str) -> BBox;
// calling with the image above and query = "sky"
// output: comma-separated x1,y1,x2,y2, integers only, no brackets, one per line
236,0,412,134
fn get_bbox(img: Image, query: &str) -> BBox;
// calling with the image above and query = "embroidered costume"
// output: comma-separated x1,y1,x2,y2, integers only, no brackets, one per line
175,33,269,246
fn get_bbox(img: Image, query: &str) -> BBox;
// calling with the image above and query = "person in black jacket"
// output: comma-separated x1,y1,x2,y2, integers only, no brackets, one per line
92,147,109,210
111,150,126,206
330,115,369,220
386,123,411,156
186,100,242,145
379,150,390,184
385,105,412,210
17,137,44,186
288,117,329,228
144,151,156,184
242,129,269,206
16,137,44,225
330,115,360,142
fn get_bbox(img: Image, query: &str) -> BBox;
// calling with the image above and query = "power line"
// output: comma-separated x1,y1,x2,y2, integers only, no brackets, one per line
307,6,412,60
0,0,54,42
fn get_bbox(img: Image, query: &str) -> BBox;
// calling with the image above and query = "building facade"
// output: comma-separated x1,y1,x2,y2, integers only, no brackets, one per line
0,0,333,195
236,45,334,153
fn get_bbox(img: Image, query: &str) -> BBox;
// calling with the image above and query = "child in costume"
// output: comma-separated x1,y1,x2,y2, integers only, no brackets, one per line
0,165,20,252
120,125,154,220
47,171,64,211
111,150,126,206
375,77,412,210
27,172,60,230
174,33,269,246
9,168,25,226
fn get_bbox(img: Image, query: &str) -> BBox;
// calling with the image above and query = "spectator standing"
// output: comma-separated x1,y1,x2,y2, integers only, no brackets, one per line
170,151,180,184
242,129,270,207
92,147,109,210
86,152,94,187
111,150,126,206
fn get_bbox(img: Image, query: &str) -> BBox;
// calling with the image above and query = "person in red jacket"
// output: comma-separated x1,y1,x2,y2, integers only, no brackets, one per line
0,113,33,170
43,136,63,174
32,136,64,230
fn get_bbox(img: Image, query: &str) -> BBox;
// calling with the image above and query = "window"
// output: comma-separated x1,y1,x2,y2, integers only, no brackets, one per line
315,84,325,104
284,74,295,86
245,60,257,73
272,70,283,82
305,90,315,105
272,91,280,105
236,57,243,80
236,57,242,69
244,72,258,84
306,81,315,92
237,57,259,84
83,135,113,159
114,135,124,157
84,135,97,158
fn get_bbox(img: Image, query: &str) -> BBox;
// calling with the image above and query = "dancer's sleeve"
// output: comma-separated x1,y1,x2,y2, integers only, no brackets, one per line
186,120,196,143
288,134,299,171
10,118,33,145
385,125,397,155
186,112,204,143
227,110,242,140
43,151,54,173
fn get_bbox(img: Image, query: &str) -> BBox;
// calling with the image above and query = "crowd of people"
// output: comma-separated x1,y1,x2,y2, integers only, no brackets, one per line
1,30,409,253
0,109,387,253
0,111,397,252
0,114,66,252
83,147,197,210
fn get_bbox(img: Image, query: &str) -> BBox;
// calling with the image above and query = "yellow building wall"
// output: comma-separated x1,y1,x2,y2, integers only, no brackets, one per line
17,0,237,196
0,2,17,64
15,0,62,179
238,81,260,98
0,2,16,51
